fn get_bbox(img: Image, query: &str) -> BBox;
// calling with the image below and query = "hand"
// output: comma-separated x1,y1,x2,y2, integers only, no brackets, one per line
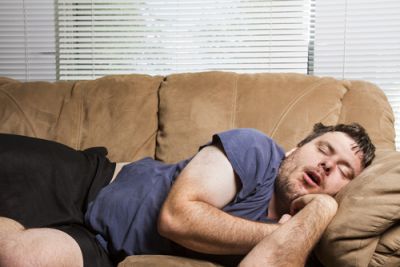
240,194,338,267
290,194,338,216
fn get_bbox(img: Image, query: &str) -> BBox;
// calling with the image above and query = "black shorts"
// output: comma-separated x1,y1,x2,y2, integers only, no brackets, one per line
0,133,116,267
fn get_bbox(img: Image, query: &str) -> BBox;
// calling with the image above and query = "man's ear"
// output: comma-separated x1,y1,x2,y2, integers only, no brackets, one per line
286,148,297,157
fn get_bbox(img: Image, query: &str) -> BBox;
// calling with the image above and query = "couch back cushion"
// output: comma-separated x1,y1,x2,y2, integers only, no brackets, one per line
156,71,394,163
156,71,398,266
0,74,162,162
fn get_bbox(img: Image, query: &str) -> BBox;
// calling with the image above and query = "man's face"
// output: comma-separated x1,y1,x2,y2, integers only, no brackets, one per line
275,131,364,206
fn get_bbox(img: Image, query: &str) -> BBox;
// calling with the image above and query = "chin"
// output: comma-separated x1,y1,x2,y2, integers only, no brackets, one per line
276,182,302,209
286,180,308,201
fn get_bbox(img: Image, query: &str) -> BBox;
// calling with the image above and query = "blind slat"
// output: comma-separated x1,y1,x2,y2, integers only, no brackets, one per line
0,0,56,81
58,0,312,78
312,0,400,149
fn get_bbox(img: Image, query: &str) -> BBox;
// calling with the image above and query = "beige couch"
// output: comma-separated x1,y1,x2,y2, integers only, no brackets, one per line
0,71,398,266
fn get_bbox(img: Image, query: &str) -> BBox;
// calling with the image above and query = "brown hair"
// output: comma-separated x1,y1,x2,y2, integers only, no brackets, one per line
297,123,375,168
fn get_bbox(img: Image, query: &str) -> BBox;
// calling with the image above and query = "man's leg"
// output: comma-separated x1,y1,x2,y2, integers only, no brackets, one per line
0,217,83,267
0,134,115,267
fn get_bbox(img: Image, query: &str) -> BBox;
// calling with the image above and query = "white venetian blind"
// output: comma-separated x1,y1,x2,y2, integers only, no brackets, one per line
57,0,312,80
0,0,56,81
312,0,400,149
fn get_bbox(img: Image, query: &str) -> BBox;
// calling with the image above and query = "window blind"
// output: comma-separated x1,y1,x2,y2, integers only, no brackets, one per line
57,0,312,80
312,0,400,149
0,0,56,81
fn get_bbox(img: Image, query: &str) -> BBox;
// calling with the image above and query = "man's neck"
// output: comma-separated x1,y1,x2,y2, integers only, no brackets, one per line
267,192,287,220
267,193,279,220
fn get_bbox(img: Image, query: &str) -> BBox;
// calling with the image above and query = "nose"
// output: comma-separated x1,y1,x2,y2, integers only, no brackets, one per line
320,160,334,175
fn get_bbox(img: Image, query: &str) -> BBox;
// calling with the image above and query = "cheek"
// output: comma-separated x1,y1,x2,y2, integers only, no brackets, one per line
326,175,350,194
297,150,320,167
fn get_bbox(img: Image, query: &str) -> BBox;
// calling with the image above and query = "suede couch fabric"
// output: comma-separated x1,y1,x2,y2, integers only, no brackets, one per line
317,149,400,266
156,72,394,163
0,71,398,267
119,255,222,267
0,74,162,162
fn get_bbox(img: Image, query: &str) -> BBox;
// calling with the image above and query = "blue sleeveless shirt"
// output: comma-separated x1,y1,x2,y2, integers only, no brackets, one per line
84,128,285,262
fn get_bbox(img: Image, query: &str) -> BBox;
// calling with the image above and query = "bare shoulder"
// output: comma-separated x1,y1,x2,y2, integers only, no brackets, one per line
166,145,239,209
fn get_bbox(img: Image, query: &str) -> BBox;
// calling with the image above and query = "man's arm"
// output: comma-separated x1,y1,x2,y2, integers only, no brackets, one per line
239,194,338,267
158,145,280,255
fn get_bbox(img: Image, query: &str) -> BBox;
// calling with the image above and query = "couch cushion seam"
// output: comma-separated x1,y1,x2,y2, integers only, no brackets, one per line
270,79,339,138
0,87,37,136
337,79,351,124
75,83,84,150
231,74,238,128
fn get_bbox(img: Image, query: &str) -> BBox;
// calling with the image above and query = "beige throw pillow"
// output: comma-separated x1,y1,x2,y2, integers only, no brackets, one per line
316,149,400,266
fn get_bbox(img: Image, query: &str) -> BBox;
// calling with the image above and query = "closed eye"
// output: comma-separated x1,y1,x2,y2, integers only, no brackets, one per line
339,166,352,180
318,144,330,155
338,167,346,178
318,140,356,179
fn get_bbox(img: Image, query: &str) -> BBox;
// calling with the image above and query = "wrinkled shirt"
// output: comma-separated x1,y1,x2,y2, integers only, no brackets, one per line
85,128,285,262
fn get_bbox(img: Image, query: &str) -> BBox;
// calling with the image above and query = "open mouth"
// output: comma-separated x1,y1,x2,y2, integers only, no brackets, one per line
304,171,321,187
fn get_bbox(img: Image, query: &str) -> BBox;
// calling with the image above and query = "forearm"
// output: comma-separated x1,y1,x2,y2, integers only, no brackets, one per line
158,200,279,255
239,196,338,267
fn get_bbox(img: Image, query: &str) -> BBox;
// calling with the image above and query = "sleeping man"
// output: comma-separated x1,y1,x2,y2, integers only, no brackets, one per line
0,123,375,267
